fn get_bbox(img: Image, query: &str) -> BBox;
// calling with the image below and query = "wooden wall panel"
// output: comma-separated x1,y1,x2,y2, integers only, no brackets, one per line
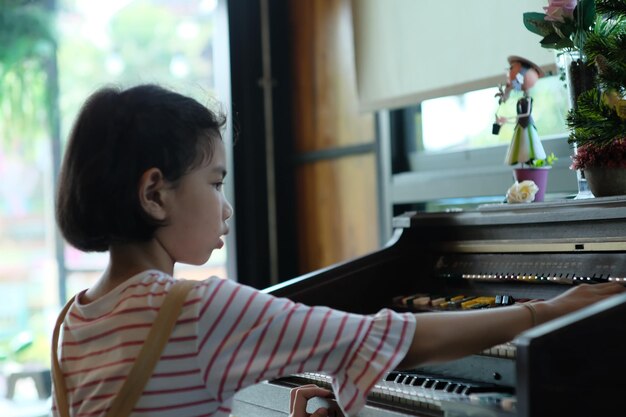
291,0,374,152
295,156,378,272
289,0,378,273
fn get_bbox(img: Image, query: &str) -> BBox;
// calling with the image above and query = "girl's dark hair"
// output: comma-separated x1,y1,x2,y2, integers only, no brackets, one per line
56,84,227,252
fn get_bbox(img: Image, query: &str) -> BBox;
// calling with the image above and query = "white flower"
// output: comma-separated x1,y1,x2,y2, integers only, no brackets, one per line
506,180,539,203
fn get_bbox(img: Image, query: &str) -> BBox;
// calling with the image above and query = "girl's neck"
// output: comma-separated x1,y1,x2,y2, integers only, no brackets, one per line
81,240,174,304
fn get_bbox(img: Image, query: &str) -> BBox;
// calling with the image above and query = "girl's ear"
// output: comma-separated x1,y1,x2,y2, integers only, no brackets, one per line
138,168,168,221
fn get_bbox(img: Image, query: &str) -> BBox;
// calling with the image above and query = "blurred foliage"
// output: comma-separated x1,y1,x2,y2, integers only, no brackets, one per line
0,0,56,155
567,0,626,149
56,0,217,144
1,0,219,368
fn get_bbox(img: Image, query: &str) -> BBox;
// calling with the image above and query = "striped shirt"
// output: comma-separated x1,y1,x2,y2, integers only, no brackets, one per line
52,270,415,417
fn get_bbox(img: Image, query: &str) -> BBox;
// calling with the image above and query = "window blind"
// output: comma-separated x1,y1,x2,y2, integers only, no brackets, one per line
351,0,558,111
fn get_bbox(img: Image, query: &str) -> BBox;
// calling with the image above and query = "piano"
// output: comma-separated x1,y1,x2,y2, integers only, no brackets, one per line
232,196,626,417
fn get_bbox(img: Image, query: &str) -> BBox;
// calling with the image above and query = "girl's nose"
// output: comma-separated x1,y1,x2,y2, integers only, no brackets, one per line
224,199,234,220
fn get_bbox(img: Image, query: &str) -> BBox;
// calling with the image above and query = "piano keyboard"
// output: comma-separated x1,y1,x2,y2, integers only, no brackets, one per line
273,370,516,416
482,342,516,358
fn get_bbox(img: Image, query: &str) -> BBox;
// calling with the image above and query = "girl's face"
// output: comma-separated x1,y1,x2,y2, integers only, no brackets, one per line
156,139,233,265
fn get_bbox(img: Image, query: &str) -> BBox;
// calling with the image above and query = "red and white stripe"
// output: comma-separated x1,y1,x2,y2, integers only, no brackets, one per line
52,270,415,417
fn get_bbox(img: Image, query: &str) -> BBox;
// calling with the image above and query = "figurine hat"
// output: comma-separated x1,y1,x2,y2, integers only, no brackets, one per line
507,55,545,78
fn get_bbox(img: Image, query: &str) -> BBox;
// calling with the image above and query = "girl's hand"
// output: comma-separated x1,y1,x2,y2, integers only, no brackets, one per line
540,282,626,323
289,384,335,417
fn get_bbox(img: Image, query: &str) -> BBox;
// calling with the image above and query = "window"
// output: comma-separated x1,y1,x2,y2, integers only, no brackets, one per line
57,0,232,298
379,70,578,234
0,0,58,376
0,0,232,374
421,75,569,153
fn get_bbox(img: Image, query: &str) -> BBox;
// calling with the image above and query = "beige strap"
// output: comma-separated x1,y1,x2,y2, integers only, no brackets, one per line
51,294,77,417
51,279,196,417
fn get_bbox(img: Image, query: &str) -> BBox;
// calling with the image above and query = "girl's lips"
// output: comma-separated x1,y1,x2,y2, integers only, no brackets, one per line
216,238,224,249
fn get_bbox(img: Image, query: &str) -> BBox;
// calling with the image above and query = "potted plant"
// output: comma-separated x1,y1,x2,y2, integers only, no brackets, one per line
523,0,598,106
505,153,558,204
566,0,626,197
570,139,626,195
509,153,559,203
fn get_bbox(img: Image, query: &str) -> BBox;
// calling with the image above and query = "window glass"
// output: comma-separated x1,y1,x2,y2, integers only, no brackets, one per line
0,1,58,374
57,0,228,298
420,74,569,153
0,0,229,375
384,69,578,220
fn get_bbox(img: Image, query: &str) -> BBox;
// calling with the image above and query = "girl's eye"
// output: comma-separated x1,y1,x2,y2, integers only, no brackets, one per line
214,182,224,191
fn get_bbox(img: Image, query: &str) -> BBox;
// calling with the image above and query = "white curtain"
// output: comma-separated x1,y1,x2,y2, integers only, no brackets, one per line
351,0,558,111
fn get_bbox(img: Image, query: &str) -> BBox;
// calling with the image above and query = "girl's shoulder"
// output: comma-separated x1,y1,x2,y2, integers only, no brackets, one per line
132,269,229,293
72,270,259,319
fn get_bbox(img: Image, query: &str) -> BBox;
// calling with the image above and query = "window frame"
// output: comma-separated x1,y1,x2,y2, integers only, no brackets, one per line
376,110,579,241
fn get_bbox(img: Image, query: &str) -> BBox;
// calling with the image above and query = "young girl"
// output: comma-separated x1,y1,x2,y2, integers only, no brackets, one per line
53,83,625,417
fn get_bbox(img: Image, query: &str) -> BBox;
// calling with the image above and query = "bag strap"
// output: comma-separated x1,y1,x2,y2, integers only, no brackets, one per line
51,294,77,417
51,279,197,417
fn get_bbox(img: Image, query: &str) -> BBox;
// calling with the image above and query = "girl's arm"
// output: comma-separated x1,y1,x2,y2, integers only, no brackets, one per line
397,282,625,368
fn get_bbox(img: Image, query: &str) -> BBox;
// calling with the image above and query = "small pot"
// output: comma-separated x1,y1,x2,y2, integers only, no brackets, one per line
583,167,626,197
513,167,551,202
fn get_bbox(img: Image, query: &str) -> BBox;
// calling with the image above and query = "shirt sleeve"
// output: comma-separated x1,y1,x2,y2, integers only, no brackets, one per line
192,277,416,416
331,308,415,415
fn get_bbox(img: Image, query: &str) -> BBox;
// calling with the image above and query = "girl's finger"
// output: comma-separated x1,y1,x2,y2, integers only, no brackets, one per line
310,407,329,417
289,385,334,417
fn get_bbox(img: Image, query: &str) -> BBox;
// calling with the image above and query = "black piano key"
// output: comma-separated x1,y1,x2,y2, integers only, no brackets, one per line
455,384,470,395
402,376,415,385
385,372,399,382
395,374,407,384
410,376,426,386
444,383,459,392
433,380,448,390
422,379,435,389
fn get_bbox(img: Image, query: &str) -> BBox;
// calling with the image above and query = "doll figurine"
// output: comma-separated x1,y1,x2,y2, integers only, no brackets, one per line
495,56,547,166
